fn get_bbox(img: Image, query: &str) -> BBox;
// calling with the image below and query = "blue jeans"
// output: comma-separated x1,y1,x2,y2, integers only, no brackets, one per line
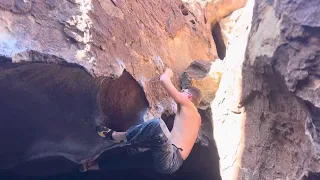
99,118,184,174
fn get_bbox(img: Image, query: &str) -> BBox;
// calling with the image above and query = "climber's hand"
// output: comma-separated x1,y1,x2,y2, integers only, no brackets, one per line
164,68,173,78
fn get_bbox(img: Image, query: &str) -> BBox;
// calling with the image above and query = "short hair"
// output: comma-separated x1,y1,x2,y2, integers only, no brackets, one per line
188,87,201,107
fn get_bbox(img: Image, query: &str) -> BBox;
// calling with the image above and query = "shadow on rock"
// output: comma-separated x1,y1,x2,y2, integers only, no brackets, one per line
0,61,148,176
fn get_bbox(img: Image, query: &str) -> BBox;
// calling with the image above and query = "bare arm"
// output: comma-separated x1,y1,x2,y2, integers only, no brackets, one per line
160,68,189,105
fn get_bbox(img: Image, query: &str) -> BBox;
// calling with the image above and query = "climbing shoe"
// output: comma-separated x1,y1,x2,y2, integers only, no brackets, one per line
96,126,125,143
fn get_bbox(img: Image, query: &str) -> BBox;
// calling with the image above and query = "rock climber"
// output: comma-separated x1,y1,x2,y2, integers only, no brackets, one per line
80,68,202,174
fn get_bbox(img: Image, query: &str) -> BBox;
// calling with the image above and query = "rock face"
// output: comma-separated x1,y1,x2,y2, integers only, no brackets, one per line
213,0,320,179
243,0,320,178
0,0,250,117
0,0,217,119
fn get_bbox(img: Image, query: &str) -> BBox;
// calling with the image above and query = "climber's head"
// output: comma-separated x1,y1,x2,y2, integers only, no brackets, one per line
181,87,201,107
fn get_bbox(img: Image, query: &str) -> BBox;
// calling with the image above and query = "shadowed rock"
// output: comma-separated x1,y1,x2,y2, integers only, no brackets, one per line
0,61,148,176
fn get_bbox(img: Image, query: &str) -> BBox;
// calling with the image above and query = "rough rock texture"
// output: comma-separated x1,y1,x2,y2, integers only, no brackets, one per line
242,0,320,178
213,0,320,179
